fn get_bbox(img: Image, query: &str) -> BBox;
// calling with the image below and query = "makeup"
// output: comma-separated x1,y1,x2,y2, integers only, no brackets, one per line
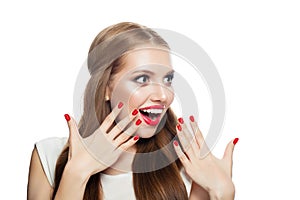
108,48,174,138
139,105,164,126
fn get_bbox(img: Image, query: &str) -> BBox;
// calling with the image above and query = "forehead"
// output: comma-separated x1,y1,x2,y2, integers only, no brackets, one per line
121,47,172,71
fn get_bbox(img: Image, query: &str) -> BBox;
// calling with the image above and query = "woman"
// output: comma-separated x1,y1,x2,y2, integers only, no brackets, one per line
27,22,238,200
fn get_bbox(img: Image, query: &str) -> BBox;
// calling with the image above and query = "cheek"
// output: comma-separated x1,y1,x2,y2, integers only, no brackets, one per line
128,89,147,109
128,86,175,108
111,81,175,110
166,88,175,105
110,82,136,110
110,84,138,123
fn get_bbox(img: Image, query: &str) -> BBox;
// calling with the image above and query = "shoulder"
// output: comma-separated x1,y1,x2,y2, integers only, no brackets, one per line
35,137,68,186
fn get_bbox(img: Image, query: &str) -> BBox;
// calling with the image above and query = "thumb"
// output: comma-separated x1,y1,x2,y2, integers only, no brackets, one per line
223,138,239,163
64,114,81,159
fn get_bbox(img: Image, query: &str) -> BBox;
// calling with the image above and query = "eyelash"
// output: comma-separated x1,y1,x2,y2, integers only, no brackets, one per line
133,74,174,85
134,75,150,84
164,74,174,85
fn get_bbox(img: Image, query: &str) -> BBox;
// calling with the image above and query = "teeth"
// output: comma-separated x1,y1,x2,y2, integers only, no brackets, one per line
142,109,163,114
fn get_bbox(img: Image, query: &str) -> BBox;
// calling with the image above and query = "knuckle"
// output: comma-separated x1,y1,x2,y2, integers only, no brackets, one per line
105,116,113,125
112,125,123,134
119,133,130,141
119,143,128,151
180,155,187,163
99,127,106,134
123,128,135,137
115,122,126,132
114,134,129,146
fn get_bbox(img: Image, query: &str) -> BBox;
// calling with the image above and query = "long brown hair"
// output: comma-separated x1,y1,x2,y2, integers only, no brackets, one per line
52,22,188,200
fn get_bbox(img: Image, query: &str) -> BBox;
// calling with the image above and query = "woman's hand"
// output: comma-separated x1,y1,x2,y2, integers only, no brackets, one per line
64,102,141,179
173,116,238,200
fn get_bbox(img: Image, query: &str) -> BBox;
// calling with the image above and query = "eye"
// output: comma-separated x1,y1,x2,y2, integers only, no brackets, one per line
163,74,174,85
134,75,150,84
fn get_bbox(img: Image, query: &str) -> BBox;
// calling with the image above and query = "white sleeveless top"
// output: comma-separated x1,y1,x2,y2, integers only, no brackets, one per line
35,137,192,199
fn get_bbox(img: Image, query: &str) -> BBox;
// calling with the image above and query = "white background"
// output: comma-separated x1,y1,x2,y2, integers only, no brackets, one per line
1,0,299,199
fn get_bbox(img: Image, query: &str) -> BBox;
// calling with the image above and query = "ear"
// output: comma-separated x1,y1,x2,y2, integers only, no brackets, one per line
105,85,111,101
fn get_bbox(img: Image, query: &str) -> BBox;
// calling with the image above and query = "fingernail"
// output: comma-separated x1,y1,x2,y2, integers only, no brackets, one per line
118,102,123,109
173,140,179,146
176,124,182,131
133,135,139,141
189,115,194,122
135,119,142,126
178,117,184,124
132,109,138,116
64,114,71,121
233,138,239,145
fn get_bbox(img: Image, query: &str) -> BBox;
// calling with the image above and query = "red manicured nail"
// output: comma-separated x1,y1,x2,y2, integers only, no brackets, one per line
135,119,142,126
133,135,139,141
173,140,179,146
132,109,138,116
178,117,184,124
64,114,71,121
118,102,123,109
189,115,194,122
233,138,239,145
176,124,182,131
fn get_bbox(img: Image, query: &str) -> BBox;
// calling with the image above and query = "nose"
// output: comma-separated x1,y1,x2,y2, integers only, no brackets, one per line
149,83,168,103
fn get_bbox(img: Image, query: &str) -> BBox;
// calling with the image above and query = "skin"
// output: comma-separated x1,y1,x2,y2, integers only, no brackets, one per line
27,46,236,200
106,47,174,138
174,119,236,200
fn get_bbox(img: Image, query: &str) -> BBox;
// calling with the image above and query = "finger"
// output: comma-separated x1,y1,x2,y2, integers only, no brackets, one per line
178,119,197,159
189,115,204,149
108,109,139,140
64,114,81,158
223,138,239,177
100,102,124,132
178,118,194,144
189,116,213,159
64,114,72,160
223,138,239,163
176,124,189,153
173,140,191,167
113,119,142,147
119,134,140,151
64,114,81,141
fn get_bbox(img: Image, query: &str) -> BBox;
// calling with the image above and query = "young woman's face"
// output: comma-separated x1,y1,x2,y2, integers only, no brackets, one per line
108,47,174,138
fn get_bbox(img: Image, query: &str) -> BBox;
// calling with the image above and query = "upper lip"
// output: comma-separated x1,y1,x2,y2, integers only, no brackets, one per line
139,105,165,110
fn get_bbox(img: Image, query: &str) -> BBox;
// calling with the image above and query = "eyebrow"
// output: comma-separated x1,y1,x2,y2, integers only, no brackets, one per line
132,69,174,76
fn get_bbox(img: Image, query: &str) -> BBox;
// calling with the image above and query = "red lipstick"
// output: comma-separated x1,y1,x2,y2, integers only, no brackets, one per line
139,105,165,126
139,105,165,110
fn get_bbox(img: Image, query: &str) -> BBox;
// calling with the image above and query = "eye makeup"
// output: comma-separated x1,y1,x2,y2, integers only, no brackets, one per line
133,74,150,84
163,72,174,85
131,69,174,86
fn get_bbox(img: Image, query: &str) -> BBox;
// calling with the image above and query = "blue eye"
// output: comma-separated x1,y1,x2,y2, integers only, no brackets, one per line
134,75,150,84
163,74,174,85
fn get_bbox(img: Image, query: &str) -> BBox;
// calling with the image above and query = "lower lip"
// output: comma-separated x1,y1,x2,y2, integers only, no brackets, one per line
140,113,161,126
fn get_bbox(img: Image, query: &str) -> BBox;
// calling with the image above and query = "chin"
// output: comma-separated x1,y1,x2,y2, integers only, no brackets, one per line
135,126,157,138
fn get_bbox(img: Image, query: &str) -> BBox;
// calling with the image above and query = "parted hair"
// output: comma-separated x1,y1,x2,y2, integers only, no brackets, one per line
52,22,188,200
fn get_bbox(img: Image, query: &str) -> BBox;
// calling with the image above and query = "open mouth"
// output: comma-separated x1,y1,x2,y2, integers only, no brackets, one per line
139,105,164,126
